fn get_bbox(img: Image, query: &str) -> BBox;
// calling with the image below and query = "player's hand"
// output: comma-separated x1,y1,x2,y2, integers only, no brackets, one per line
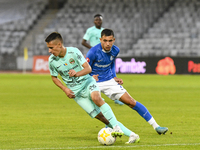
93,74,99,81
68,69,77,77
114,77,123,85
63,87,75,98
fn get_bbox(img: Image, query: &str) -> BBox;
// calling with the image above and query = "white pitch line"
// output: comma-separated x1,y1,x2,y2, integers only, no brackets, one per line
1,143,200,150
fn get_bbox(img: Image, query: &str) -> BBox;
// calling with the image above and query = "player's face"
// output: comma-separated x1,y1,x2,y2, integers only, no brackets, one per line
100,35,115,51
46,40,62,57
94,16,102,29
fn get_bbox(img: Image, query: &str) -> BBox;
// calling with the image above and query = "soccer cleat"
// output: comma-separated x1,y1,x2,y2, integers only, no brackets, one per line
125,134,140,144
114,100,124,105
111,125,124,137
155,126,168,135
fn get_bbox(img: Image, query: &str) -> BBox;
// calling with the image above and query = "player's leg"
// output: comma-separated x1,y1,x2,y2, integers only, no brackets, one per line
114,99,124,105
74,91,115,129
95,112,140,144
98,79,168,134
75,92,116,130
95,112,135,137
117,121,140,144
95,111,140,143
120,92,168,134
97,79,125,105
91,91,123,137
88,78,124,137
95,112,112,128
97,79,124,105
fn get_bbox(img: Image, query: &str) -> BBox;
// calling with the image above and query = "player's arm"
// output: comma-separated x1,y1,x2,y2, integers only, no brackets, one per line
51,76,75,98
111,61,116,78
92,74,99,81
81,39,92,49
114,76,123,85
111,59,123,85
82,29,92,49
85,48,99,81
68,62,92,77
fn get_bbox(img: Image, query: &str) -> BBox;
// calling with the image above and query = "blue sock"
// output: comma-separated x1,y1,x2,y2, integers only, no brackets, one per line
133,101,152,122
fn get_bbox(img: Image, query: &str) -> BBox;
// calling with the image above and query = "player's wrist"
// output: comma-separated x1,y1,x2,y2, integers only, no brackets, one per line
74,72,78,77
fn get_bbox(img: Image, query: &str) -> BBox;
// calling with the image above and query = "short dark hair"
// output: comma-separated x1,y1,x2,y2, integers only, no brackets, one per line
94,14,103,19
101,29,114,37
45,32,63,43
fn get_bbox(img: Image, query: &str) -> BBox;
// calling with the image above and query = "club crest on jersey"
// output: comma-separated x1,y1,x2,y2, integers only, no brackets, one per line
69,58,75,64
110,56,114,61
63,63,68,66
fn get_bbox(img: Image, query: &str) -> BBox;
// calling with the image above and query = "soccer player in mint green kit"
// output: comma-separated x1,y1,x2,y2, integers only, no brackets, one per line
82,14,124,105
86,29,168,135
45,32,140,144
81,14,104,49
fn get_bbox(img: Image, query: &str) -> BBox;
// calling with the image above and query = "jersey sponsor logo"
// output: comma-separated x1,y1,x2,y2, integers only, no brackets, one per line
69,58,75,64
94,62,111,68
67,77,87,87
59,65,79,76
63,63,68,66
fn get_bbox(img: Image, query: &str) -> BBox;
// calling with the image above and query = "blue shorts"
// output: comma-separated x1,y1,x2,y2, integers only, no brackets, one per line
74,77,101,118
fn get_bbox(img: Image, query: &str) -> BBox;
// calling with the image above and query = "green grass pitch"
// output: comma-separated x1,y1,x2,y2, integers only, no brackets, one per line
0,74,200,150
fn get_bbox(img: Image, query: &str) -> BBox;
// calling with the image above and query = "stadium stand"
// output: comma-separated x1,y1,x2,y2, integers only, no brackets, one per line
1,0,200,70
0,0,48,70
133,0,200,57
34,0,175,56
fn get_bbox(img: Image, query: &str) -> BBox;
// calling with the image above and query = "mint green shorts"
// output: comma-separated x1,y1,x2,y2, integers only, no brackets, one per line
74,77,101,118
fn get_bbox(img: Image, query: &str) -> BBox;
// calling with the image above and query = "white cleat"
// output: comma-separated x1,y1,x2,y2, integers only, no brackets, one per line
111,125,124,137
125,134,140,144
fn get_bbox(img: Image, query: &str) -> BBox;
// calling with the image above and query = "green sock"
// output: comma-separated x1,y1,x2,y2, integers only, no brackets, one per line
100,103,118,127
117,121,132,137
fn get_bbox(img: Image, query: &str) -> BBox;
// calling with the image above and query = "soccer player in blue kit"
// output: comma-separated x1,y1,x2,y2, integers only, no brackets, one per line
45,32,140,144
82,14,124,105
86,29,168,135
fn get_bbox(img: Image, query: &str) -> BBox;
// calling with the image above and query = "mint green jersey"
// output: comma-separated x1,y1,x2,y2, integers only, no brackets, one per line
48,47,91,95
83,26,104,47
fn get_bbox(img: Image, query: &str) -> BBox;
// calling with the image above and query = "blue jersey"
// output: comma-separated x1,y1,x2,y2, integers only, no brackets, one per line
86,43,120,82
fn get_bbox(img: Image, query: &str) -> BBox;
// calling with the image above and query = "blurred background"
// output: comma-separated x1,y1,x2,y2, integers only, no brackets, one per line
0,0,200,71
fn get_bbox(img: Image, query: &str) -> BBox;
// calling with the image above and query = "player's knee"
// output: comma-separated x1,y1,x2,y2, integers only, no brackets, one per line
121,97,136,108
92,96,99,102
128,99,137,108
91,94,101,104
